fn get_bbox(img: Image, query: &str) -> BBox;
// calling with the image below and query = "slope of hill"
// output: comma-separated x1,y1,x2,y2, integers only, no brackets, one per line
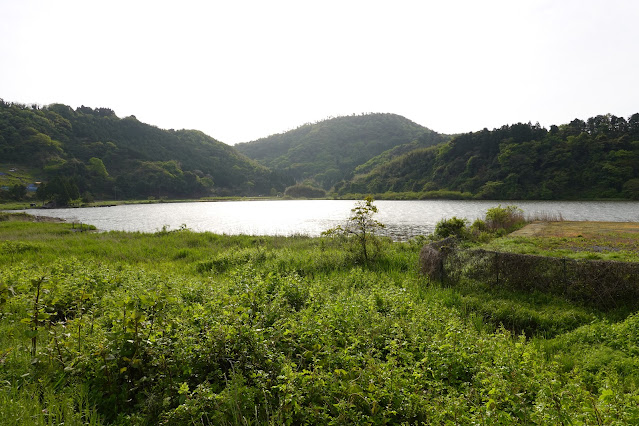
0,101,290,201
235,113,447,190
337,114,639,200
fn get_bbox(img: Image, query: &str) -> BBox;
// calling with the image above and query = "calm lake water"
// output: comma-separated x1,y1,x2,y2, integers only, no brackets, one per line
15,200,639,240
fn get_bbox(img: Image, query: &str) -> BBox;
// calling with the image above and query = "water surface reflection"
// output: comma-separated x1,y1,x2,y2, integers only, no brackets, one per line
14,199,639,241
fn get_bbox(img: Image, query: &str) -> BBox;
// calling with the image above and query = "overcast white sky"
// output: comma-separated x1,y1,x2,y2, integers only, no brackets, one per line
1,0,638,144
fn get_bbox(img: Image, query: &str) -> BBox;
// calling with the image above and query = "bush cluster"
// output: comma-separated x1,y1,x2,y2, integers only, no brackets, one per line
432,204,526,242
283,184,326,198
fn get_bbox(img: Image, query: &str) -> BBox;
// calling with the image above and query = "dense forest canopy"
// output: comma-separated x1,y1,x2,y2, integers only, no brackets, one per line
0,100,291,202
235,113,449,190
337,113,639,200
2,98,638,202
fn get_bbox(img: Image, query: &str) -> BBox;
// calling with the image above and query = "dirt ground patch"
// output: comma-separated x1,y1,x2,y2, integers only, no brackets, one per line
489,221,639,261
511,221,639,238
0,212,64,223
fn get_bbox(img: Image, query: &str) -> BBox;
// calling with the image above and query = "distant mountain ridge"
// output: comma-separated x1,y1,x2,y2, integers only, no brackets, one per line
0,100,290,200
5,98,636,203
235,113,449,190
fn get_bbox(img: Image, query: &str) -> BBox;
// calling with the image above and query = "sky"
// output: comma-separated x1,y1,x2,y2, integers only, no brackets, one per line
1,0,638,145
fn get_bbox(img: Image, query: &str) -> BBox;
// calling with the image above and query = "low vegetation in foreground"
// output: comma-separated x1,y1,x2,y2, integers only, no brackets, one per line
2,211,639,425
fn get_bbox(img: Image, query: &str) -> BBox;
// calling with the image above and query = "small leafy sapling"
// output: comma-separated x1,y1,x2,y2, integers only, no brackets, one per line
323,196,386,263
74,288,92,354
22,276,49,357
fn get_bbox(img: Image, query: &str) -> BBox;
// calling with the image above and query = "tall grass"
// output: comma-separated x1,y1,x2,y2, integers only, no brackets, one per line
0,382,103,426
526,211,565,222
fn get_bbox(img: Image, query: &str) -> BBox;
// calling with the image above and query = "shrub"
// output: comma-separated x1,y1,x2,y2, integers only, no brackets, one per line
470,219,487,233
284,184,326,199
81,191,94,203
434,216,469,239
485,205,524,231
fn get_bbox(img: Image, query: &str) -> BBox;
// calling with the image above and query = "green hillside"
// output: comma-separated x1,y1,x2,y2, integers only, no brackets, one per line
235,113,447,190
337,114,639,200
0,101,290,202
5,99,637,203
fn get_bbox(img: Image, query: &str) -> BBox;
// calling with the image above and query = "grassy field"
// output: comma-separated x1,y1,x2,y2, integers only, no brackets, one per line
483,221,639,262
0,164,41,187
2,214,639,424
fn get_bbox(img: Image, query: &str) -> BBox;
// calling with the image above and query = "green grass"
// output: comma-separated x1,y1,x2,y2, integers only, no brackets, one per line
482,235,639,262
2,215,639,424
0,164,40,186
0,201,37,210
482,221,639,262
439,283,601,338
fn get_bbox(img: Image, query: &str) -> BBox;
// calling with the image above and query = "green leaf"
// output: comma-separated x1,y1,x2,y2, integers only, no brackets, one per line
24,329,38,338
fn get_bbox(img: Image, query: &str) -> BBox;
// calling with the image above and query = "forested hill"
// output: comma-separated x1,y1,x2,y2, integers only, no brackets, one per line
0,101,290,200
336,113,639,200
235,113,448,190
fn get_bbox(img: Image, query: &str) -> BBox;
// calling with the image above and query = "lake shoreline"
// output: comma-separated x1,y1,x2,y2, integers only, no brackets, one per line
3,194,638,213
5,199,639,241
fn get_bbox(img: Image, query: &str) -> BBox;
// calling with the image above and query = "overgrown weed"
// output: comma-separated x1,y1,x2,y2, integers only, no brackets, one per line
2,220,639,424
